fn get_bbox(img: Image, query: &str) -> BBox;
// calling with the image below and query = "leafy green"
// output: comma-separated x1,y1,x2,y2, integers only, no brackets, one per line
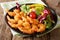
47,15,51,21
20,5,30,13
20,4,45,15
35,6,45,15
47,15,55,23
44,20,52,29
44,15,52,29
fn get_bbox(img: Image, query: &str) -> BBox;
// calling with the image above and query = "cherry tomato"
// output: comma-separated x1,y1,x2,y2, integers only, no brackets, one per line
29,11,36,19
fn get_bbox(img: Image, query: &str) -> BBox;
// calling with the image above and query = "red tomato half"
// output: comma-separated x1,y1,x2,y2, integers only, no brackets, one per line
29,11,36,19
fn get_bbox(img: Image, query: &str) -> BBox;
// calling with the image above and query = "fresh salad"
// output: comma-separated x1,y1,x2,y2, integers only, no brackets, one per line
17,3,55,29
7,3,55,34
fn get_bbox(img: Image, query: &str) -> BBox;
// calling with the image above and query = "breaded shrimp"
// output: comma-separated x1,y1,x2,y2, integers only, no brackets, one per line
16,23,23,28
14,9,20,14
8,12,16,16
33,19,39,24
8,21,17,29
18,23,38,34
37,24,46,32
20,12,25,16
22,16,28,22
7,15,17,24
31,24,38,32
17,21,34,34
27,16,33,23
23,22,31,29
18,20,23,25
18,26,34,34
14,14,21,21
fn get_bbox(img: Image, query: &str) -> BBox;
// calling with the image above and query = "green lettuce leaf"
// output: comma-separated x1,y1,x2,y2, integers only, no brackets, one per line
35,6,45,15
20,5,30,13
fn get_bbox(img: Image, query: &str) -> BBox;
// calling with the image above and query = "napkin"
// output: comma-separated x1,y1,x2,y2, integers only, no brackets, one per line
0,0,46,36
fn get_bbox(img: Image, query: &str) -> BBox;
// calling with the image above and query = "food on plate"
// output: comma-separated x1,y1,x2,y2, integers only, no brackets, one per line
7,3,55,34
7,16,17,24
37,24,46,32
8,21,17,29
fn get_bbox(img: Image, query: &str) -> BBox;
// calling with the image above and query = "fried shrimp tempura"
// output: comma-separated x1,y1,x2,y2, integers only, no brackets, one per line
37,24,46,32
14,9,20,14
14,14,21,21
18,26,34,34
7,16,17,24
7,9,46,34
23,22,31,29
8,12,16,16
8,21,17,29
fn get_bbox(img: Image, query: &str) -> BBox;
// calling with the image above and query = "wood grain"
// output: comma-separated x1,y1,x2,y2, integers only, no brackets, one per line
50,28,60,40
0,0,60,40
0,12,12,40
12,35,23,40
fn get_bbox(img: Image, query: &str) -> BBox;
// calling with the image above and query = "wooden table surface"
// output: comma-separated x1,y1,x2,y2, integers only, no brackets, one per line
0,0,60,40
